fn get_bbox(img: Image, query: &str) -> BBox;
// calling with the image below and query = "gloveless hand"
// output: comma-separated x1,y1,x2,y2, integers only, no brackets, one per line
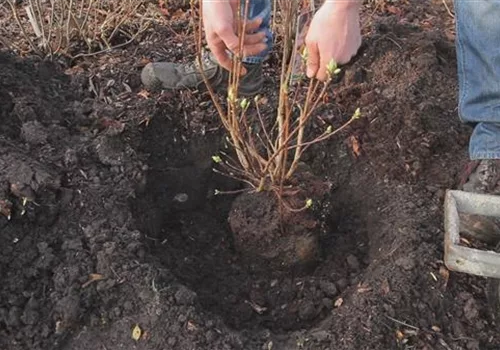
202,0,268,74
305,1,362,81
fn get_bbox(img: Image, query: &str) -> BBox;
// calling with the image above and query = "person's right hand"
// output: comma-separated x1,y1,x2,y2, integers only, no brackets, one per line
202,0,268,74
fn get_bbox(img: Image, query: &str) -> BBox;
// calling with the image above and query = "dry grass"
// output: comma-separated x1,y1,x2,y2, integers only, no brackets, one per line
2,0,164,57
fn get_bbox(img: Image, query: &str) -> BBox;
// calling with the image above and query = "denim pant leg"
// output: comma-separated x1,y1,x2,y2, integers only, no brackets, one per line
242,0,273,64
455,0,500,160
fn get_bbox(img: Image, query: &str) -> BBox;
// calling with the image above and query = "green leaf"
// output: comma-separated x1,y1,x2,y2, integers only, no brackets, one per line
212,155,222,163
352,107,361,119
305,198,313,208
326,59,338,75
300,47,308,61
240,98,249,110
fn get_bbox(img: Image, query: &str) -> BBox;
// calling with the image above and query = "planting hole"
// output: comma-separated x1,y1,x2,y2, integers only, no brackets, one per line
133,112,369,331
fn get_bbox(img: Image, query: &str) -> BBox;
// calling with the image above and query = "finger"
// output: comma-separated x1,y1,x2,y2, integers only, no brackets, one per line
244,17,263,33
217,25,240,53
210,40,249,76
210,42,234,72
243,31,266,45
306,41,320,78
316,54,332,81
234,17,263,35
316,53,333,81
242,42,267,57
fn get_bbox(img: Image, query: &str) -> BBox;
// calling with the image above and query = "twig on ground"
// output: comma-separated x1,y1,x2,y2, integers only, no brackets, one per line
385,315,420,331
441,0,455,19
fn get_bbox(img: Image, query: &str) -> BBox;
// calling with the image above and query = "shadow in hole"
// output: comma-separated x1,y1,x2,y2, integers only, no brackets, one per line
132,112,370,331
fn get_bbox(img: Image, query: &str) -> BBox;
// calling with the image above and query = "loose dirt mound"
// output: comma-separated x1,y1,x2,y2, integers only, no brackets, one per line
1,1,499,350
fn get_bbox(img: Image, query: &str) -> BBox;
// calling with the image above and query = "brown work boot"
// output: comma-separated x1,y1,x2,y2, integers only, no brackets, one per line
141,51,263,96
459,159,500,244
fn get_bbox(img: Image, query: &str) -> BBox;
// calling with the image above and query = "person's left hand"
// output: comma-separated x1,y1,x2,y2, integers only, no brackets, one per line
305,1,362,81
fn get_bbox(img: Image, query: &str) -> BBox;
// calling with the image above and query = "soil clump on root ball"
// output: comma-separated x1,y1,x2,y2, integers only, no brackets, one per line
228,165,331,272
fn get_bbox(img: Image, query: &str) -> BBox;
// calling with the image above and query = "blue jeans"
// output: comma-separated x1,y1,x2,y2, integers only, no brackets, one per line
242,0,273,64
455,0,500,159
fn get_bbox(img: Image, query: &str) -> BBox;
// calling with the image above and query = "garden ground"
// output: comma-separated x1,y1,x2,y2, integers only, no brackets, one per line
1,1,498,349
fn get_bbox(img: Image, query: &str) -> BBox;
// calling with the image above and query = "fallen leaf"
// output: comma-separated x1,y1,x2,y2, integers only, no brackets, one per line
386,5,402,16
395,329,405,341
334,298,343,308
82,273,105,288
64,65,85,75
171,8,186,20
99,118,125,136
0,199,12,219
349,135,362,157
381,278,390,295
245,300,267,314
431,325,441,332
255,96,268,105
137,90,150,99
132,324,142,341
139,57,151,66
158,0,170,16
187,320,197,331
439,266,450,287
357,282,372,293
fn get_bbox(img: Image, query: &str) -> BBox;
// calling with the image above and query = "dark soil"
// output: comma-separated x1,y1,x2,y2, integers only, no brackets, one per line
1,1,500,350
227,168,330,273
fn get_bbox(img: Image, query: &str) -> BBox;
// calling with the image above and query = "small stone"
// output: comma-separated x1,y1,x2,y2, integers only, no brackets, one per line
298,300,316,321
62,238,83,251
467,339,480,350
322,298,333,310
123,301,133,311
174,286,197,306
173,193,189,203
21,307,40,325
167,337,177,346
21,296,40,325
395,256,416,271
346,254,360,271
64,148,78,168
205,330,217,343
319,281,338,298
463,298,479,322
336,278,348,291
21,121,48,145
59,188,74,207
310,330,330,342
7,306,22,327
93,135,127,166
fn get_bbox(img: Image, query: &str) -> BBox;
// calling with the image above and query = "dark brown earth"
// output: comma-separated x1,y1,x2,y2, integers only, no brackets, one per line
1,0,499,349
228,166,331,273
